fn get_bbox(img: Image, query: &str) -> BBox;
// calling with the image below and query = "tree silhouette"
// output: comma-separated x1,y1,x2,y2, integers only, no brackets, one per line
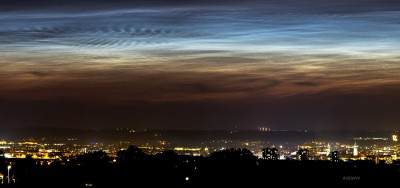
75,150,111,167
117,145,146,161
156,150,178,160
210,148,256,161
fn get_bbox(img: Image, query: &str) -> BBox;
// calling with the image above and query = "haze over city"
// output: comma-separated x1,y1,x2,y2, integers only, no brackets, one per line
1,0,400,131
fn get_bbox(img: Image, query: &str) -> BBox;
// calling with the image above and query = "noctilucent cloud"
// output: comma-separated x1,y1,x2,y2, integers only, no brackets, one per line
1,0,400,130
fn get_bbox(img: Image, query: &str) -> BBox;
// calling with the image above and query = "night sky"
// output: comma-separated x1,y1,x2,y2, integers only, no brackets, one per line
1,0,400,130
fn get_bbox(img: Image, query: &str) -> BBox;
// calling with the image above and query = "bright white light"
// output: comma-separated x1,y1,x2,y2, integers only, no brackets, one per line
7,165,11,170
185,177,189,181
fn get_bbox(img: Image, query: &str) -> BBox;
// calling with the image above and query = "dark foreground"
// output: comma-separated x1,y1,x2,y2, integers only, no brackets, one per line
1,147,399,187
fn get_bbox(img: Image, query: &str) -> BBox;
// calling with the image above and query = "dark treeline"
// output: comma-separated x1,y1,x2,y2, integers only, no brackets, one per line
0,146,399,187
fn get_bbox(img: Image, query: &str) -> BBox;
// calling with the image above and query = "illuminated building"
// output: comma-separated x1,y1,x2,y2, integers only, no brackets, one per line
262,147,272,160
359,153,366,160
174,147,202,156
326,143,331,156
393,135,398,142
262,147,280,160
353,142,358,157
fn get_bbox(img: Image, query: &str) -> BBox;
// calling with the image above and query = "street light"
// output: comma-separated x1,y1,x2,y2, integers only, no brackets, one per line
7,165,11,184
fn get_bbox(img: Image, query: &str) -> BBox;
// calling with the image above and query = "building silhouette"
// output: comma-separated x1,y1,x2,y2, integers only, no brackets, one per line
330,151,340,162
297,149,309,161
262,147,279,160
262,147,272,160
271,147,279,160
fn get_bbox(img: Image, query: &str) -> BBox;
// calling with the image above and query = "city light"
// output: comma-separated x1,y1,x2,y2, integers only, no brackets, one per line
174,147,201,151
185,177,189,181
